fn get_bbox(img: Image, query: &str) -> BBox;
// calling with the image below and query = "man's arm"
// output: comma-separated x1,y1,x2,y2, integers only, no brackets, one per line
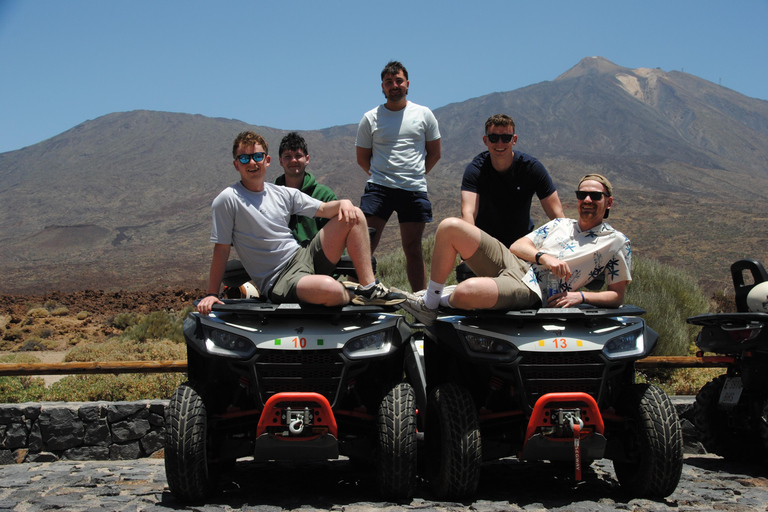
510,236,572,280
197,243,231,315
460,190,479,224
424,138,441,174
540,191,565,220
582,281,628,308
315,199,361,224
356,146,372,175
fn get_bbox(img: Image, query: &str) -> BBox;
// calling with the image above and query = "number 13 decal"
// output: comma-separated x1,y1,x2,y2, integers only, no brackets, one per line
553,338,567,349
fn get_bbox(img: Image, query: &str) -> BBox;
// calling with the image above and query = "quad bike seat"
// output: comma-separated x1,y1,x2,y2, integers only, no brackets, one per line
731,259,768,312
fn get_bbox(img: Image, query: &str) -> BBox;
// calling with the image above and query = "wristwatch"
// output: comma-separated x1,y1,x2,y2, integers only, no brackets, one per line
535,251,544,265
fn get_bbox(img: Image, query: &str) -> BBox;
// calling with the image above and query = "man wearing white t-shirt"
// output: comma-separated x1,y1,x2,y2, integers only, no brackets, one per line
401,174,631,326
356,60,442,292
196,131,405,315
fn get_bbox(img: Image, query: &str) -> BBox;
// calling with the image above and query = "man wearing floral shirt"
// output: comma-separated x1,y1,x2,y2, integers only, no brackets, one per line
400,174,630,326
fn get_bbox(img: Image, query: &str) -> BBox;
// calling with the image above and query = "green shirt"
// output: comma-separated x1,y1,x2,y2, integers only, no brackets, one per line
274,171,337,243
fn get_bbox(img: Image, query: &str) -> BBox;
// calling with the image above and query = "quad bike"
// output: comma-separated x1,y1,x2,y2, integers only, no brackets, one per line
421,303,683,500
687,259,768,461
164,260,425,503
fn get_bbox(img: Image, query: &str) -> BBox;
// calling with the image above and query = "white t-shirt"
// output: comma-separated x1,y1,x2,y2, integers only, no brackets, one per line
210,182,322,292
355,101,441,192
522,218,632,300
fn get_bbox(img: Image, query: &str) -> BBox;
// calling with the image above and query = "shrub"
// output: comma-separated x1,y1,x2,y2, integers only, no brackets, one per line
27,307,49,319
0,354,45,403
51,306,69,316
121,310,186,343
624,256,711,356
111,311,143,330
43,373,185,402
17,337,57,352
65,338,186,363
76,311,90,320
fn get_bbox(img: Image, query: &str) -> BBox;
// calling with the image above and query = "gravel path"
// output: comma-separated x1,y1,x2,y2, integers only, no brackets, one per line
1,454,766,511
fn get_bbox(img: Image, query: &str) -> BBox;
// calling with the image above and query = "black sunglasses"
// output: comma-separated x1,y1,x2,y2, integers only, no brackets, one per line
575,190,608,201
486,133,514,143
236,152,266,164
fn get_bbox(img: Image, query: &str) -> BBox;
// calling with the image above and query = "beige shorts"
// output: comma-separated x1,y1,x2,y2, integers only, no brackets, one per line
268,235,337,303
464,231,541,310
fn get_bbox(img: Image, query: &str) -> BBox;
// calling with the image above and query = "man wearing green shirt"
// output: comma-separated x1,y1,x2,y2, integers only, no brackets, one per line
275,132,337,244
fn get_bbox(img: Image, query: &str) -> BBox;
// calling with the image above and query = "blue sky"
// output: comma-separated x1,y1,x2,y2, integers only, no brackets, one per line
1,0,766,154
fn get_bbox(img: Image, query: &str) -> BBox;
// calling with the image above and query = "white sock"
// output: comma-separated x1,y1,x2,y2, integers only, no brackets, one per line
439,292,453,308
361,281,376,290
424,280,444,309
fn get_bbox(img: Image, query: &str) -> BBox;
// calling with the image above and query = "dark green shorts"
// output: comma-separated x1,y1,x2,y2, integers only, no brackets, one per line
268,235,337,303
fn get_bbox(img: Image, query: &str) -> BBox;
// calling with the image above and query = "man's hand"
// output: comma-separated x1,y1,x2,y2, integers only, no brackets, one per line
197,295,223,315
547,291,583,308
336,199,361,224
540,254,572,280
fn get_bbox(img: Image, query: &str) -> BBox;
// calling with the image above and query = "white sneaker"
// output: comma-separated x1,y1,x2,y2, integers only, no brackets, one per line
400,294,438,326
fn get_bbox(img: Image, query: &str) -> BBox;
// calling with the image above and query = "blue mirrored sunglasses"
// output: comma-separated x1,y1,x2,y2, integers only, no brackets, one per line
236,152,266,164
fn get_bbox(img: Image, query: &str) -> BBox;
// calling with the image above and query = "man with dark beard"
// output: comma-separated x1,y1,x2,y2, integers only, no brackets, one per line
355,60,441,292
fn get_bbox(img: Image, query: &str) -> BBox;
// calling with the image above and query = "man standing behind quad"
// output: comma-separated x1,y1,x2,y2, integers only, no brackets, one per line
274,132,337,244
462,114,564,248
197,131,404,315
356,60,442,291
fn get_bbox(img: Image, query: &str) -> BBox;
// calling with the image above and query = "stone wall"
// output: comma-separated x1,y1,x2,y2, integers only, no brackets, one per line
0,400,168,464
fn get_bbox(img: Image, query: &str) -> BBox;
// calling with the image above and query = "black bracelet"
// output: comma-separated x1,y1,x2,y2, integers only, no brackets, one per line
535,251,544,265
205,293,219,298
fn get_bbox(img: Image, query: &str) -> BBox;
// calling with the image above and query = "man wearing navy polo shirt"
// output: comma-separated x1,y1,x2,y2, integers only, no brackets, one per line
461,114,564,248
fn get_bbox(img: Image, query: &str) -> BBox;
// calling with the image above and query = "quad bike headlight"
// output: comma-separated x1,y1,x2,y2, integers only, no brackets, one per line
463,332,517,356
603,330,644,360
343,329,393,359
204,327,256,359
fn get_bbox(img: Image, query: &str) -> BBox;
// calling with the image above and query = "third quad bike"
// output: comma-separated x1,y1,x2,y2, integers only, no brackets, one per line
164,262,425,503
422,304,683,499
687,259,768,461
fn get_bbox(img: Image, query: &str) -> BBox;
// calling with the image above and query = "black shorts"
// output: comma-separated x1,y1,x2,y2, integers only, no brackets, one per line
360,183,432,223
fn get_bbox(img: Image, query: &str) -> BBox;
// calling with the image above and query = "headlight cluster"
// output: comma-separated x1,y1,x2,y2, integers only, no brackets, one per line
343,330,393,358
205,327,256,358
463,333,516,356
603,330,643,359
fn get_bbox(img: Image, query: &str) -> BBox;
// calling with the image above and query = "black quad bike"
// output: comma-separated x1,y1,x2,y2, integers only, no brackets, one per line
421,304,683,499
687,259,768,461
164,263,425,503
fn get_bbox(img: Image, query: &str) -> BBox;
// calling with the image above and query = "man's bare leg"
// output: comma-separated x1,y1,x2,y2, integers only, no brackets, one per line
400,221,427,291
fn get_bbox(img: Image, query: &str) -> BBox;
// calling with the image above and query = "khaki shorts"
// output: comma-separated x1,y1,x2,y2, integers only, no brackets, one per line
464,231,541,310
268,235,337,303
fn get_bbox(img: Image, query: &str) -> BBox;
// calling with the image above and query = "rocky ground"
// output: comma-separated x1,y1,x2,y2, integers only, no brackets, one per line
0,454,767,512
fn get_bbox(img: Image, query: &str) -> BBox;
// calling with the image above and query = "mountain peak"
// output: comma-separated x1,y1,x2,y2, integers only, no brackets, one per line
555,56,629,81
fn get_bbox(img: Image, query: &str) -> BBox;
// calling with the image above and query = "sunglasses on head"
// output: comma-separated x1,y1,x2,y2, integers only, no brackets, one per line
236,152,266,164
486,133,515,143
575,190,608,201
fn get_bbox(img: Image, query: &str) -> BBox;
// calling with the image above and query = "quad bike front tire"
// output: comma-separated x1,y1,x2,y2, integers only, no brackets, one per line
164,382,220,503
761,398,768,457
692,375,767,461
613,383,683,498
427,383,482,500
376,381,418,499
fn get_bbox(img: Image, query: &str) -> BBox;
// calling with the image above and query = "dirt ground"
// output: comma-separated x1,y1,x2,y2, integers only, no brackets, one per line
0,288,205,366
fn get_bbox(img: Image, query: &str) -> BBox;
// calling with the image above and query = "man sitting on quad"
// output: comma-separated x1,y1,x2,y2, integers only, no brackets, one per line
401,174,631,325
197,131,405,315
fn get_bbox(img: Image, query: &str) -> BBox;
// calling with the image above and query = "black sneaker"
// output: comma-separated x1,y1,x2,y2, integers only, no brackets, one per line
352,280,406,306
